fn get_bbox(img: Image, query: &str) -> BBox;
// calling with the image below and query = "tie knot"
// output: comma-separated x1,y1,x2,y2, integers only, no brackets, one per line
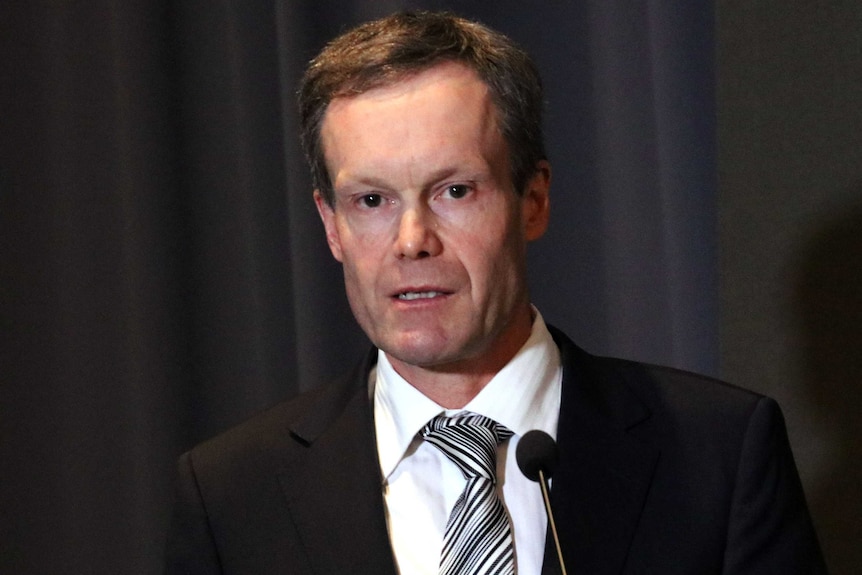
422,414,513,481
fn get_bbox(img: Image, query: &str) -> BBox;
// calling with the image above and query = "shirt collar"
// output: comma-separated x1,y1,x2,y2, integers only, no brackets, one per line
373,309,562,481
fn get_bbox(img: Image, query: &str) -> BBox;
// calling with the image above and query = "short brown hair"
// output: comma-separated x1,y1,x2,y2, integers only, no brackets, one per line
299,11,546,205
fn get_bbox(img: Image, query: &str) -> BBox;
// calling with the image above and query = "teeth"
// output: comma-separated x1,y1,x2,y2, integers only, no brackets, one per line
398,291,441,300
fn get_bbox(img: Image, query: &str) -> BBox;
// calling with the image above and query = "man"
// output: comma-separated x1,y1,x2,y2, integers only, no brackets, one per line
165,11,825,574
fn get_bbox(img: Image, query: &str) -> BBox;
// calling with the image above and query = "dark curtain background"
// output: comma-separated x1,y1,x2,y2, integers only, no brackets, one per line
1,1,850,573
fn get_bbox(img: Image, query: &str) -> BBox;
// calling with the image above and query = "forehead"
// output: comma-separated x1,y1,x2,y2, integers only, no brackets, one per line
319,63,505,172
326,62,494,124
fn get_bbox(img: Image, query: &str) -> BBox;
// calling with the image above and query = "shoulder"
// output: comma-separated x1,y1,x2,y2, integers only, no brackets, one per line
599,355,786,447
183,348,376,481
551,324,759,405
600,354,763,420
550,324,771,445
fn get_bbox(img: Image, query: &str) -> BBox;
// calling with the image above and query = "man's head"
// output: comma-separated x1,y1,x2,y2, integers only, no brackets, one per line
302,12,551,401
299,11,546,206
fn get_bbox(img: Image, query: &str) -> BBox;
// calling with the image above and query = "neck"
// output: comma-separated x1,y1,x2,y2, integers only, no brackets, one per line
386,307,535,409
393,369,494,409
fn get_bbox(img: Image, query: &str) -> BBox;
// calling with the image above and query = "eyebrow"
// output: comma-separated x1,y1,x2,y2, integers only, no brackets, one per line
334,165,489,195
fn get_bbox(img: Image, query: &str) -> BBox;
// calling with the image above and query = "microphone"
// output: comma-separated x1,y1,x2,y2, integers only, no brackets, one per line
516,430,567,575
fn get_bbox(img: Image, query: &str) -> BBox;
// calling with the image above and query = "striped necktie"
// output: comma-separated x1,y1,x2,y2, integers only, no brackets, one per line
422,414,515,575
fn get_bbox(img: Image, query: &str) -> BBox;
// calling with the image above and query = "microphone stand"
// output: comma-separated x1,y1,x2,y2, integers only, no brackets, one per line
538,469,567,575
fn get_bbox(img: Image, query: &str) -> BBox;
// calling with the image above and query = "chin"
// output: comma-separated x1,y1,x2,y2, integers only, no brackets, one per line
382,345,450,368
379,333,464,369
385,332,496,373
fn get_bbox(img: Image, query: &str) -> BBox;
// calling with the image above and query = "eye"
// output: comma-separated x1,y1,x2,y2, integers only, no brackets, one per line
359,193,384,208
444,184,471,199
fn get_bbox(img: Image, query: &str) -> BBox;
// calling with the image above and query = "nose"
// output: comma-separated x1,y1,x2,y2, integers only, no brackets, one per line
395,206,442,259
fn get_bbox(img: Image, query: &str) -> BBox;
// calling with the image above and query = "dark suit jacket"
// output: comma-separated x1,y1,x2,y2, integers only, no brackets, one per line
164,327,826,574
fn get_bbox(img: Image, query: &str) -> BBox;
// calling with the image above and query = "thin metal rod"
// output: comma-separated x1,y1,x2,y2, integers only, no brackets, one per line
539,469,567,575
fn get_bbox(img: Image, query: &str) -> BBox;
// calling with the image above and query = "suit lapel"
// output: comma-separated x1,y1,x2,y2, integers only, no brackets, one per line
273,330,658,575
544,328,659,575
278,352,398,575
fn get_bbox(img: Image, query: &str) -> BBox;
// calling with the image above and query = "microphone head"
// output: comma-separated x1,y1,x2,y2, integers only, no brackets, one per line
516,430,559,482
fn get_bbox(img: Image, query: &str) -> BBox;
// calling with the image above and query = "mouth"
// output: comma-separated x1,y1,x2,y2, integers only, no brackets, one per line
396,290,446,301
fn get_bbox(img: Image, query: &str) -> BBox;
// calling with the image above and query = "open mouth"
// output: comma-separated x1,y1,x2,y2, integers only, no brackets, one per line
396,290,448,301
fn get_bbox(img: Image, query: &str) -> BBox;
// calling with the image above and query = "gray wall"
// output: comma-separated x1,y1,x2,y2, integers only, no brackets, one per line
718,1,862,572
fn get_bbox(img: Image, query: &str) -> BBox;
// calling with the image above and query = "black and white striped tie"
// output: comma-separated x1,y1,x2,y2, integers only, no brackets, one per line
422,414,515,575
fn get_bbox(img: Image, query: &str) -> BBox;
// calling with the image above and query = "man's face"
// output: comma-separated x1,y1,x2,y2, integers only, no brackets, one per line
315,62,550,377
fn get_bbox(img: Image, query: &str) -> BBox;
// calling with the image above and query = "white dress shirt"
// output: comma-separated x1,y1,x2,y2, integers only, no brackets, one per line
373,310,562,575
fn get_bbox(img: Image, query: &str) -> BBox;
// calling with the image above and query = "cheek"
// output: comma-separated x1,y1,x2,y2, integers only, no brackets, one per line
340,258,379,327
336,215,394,258
459,220,525,292
339,238,386,297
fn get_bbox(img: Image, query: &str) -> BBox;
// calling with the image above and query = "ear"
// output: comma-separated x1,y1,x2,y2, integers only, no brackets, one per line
521,160,551,242
314,190,344,262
